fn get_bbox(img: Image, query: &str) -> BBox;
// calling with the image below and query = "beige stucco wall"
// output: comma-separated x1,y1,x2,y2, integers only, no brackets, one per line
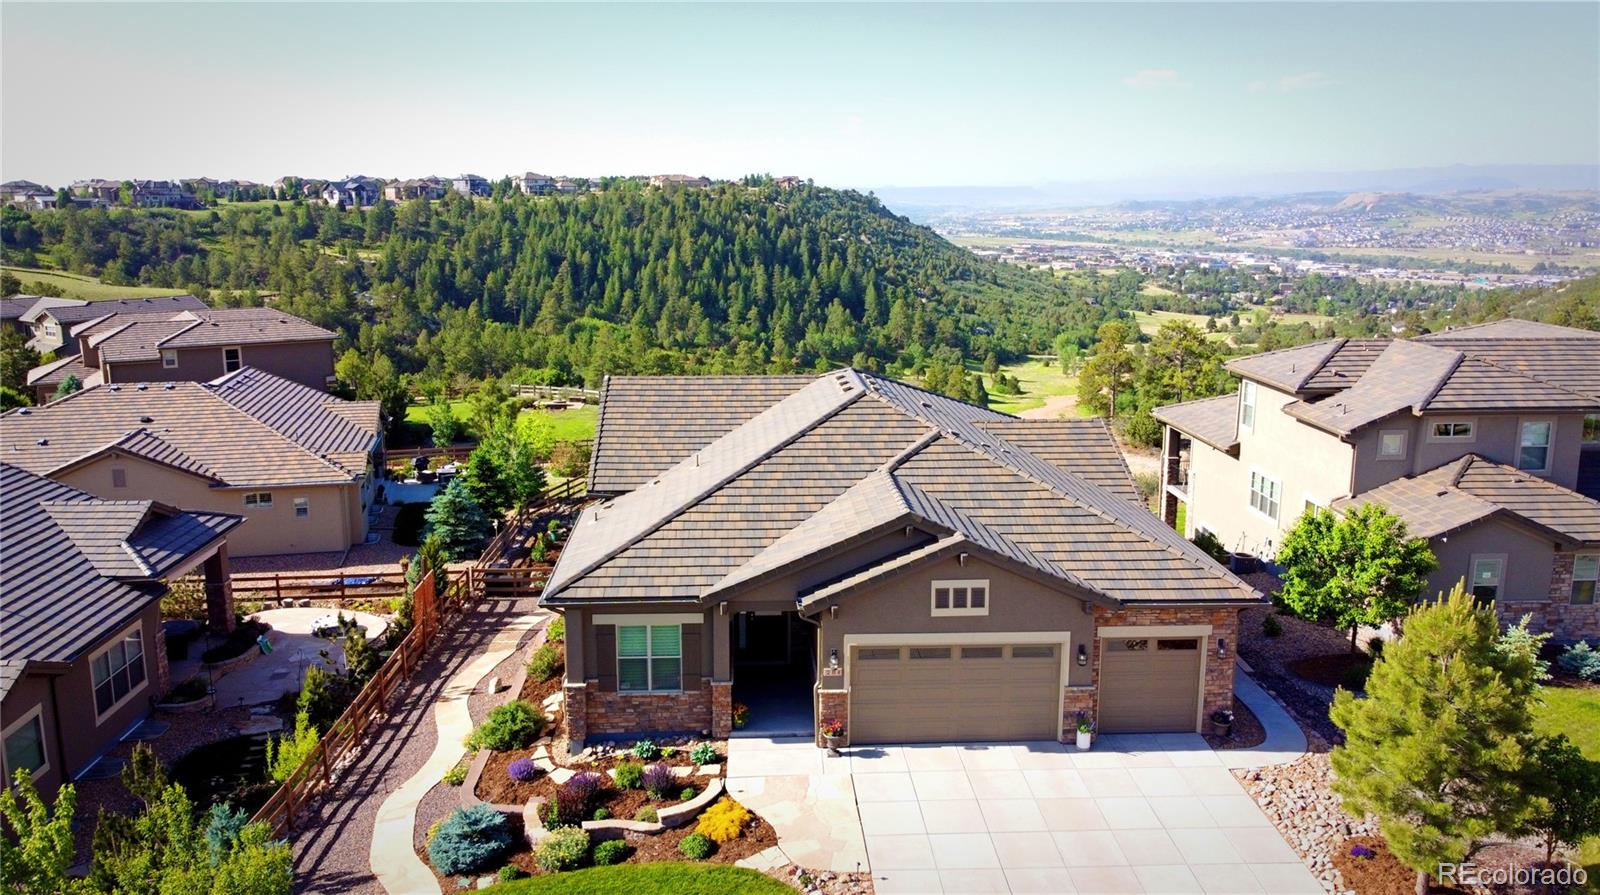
53,452,360,556
1424,518,1557,604
105,339,336,391
1350,411,1590,494
0,602,163,797
1185,383,1354,557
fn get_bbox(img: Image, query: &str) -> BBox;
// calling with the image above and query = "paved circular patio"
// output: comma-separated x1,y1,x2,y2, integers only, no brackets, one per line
208,608,389,709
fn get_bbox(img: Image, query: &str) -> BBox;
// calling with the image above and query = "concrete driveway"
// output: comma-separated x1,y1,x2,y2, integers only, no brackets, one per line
727,734,1322,895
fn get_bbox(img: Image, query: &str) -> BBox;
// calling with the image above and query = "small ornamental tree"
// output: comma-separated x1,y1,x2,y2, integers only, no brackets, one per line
1520,734,1600,864
425,401,460,448
0,769,76,893
424,479,491,561
1276,504,1437,650
1329,585,1544,895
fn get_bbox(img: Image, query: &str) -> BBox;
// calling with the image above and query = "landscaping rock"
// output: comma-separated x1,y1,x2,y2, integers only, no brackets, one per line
1235,752,1376,893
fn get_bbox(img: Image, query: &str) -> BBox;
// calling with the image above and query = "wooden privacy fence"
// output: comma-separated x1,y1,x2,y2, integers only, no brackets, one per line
510,383,599,403
384,443,476,465
249,569,465,837
231,570,410,605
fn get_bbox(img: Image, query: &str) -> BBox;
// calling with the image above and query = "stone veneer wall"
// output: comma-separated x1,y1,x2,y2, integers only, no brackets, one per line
1075,605,1240,733
709,681,733,738
1495,553,1599,641
817,688,847,747
566,680,714,745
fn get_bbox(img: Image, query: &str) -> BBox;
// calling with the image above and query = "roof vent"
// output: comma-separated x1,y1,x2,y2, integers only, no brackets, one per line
137,383,148,391
109,384,121,391
35,438,47,446
163,383,175,390
140,415,154,424
921,401,932,409
17,408,29,415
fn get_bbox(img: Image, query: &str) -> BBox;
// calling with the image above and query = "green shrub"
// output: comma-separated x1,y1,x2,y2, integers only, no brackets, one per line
1341,658,1375,692
466,701,543,752
678,832,714,860
534,826,589,873
527,644,561,681
1366,636,1385,659
1558,641,1600,682
591,839,630,866
547,617,566,643
425,818,443,847
1262,613,1283,638
632,806,658,823
442,759,470,787
689,743,718,765
1191,528,1230,563
497,865,525,882
427,805,514,875
265,711,318,783
631,739,660,761
592,807,610,821
680,786,697,801
613,760,644,790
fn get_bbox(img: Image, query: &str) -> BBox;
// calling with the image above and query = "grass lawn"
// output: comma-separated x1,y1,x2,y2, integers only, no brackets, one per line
1534,684,1600,883
488,863,793,894
981,357,1082,415
403,399,473,427
1131,309,1230,342
2,266,189,300
521,404,597,443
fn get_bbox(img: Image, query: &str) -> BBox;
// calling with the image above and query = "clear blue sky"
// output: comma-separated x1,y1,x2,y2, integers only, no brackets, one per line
3,2,1595,191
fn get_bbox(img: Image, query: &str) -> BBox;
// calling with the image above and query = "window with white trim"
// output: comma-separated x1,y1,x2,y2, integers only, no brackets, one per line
91,627,146,719
1249,470,1281,521
1239,381,1257,431
1470,555,1505,604
1573,555,1597,606
222,346,242,373
2,708,47,780
1378,430,1407,460
243,492,272,509
617,624,681,692
161,349,178,369
1429,419,1475,441
294,497,309,518
1518,421,1552,472
931,579,989,617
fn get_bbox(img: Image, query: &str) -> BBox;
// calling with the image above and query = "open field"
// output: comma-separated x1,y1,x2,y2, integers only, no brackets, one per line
982,357,1088,417
2,266,189,300
1131,309,1232,341
402,400,597,444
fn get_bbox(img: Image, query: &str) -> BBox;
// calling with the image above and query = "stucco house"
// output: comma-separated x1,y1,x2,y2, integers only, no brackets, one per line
25,306,337,402
22,295,208,355
543,370,1262,750
0,463,241,796
0,367,382,557
1154,318,1600,640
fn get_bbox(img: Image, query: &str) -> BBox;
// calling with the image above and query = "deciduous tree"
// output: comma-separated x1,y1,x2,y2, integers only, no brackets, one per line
1276,505,1437,650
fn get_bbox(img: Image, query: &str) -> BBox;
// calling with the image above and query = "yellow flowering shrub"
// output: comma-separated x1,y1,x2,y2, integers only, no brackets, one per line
694,797,752,843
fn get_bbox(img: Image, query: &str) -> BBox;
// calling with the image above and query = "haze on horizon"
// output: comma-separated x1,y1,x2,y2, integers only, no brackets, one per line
3,2,1596,201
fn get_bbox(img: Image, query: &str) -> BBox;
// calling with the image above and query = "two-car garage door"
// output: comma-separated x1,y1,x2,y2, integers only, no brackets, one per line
849,643,1061,743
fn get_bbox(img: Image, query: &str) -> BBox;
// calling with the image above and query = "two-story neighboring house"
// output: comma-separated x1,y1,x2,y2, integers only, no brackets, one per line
22,295,208,355
1155,319,1600,640
25,307,337,402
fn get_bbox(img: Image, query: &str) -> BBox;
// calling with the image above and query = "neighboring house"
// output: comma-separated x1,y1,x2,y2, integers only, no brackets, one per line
1,296,84,337
23,295,208,355
0,463,241,797
1154,319,1600,640
383,178,448,202
129,180,195,208
648,174,713,188
26,306,338,401
320,176,384,207
544,370,1261,750
513,172,555,195
2,180,54,208
69,179,123,204
0,367,383,557
452,174,491,197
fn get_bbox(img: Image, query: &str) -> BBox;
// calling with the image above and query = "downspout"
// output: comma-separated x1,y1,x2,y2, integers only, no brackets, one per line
47,676,68,787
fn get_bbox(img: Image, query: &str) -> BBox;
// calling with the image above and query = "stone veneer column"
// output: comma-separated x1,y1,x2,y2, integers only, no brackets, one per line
563,683,589,752
1495,552,1599,641
817,689,847,748
153,623,172,698
709,681,733,738
203,547,235,634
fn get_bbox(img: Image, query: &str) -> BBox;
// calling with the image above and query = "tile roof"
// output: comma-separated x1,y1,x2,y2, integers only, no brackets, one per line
1152,394,1239,453
588,374,816,494
84,308,334,364
545,369,1259,608
1224,340,1346,393
25,354,96,387
1333,455,1600,544
0,369,379,487
973,419,1142,503
1300,339,1390,392
2,295,82,321
1417,319,1600,342
33,295,206,326
0,464,240,689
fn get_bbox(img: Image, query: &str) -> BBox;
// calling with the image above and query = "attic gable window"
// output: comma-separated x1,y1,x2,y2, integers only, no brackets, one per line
161,349,178,369
932,579,989,617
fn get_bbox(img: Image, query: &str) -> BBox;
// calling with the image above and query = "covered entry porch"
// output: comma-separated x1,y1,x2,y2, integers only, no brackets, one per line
729,609,816,738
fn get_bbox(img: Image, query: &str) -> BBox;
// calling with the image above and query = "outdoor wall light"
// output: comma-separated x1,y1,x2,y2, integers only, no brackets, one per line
1076,643,1088,667
1217,638,1228,659
828,649,840,670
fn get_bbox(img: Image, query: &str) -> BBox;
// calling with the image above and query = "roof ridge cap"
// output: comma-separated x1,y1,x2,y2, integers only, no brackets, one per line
1291,338,1348,391
155,317,207,347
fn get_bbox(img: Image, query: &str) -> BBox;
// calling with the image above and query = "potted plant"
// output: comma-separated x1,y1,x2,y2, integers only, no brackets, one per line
1210,709,1234,738
1074,712,1094,751
820,719,846,756
731,702,750,730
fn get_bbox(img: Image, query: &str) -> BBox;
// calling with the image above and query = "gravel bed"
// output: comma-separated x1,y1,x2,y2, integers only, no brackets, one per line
413,780,460,855
467,634,538,728
779,864,874,895
1236,747,1377,894
290,595,544,894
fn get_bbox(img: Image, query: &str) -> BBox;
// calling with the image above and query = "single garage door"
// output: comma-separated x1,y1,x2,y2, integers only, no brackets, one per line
850,643,1061,744
1098,637,1202,733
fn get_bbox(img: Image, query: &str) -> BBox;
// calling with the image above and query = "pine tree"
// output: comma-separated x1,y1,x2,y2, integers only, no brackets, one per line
1076,321,1136,418
1329,585,1544,895
424,479,491,561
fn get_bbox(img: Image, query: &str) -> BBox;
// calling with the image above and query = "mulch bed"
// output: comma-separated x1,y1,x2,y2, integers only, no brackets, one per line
1202,695,1266,749
1287,651,1372,688
496,810,779,877
478,751,711,815
1332,836,1473,895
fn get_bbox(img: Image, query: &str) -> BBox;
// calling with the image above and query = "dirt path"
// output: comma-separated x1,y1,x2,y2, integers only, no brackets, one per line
1016,393,1079,419
290,594,543,895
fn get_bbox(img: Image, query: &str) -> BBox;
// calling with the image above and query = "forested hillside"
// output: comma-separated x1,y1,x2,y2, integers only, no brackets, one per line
0,180,1117,391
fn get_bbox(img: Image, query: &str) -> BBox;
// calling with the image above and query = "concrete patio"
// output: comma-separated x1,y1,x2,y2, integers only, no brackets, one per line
727,733,1322,894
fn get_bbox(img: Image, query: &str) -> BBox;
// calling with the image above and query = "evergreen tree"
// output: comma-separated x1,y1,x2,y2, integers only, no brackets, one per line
52,374,81,400
1076,320,1136,418
1520,734,1600,864
1276,505,1437,650
424,479,491,560
1329,586,1545,895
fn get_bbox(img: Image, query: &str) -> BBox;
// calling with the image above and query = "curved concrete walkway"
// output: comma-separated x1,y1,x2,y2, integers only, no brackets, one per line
368,611,545,895
1219,665,1309,770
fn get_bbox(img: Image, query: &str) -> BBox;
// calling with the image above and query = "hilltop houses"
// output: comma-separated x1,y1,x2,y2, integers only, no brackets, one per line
452,174,491,197
513,172,555,195
320,176,384,208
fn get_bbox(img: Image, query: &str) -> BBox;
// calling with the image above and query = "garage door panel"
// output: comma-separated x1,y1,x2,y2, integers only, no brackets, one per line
850,643,1061,744
1099,639,1201,733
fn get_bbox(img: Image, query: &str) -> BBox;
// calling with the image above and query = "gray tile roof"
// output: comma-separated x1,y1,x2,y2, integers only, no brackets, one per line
1152,394,1239,453
84,308,334,364
1333,454,1600,544
0,464,241,686
25,354,96,388
1301,339,1390,392
545,369,1260,608
1417,319,1600,341
34,295,206,326
588,374,816,494
0,369,379,487
1283,340,1461,435
1224,340,1346,393
2,296,82,322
